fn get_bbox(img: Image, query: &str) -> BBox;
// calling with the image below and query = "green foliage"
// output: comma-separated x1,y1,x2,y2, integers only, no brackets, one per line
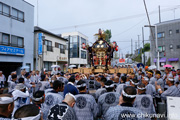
104,30,111,44
142,43,150,53
133,54,142,63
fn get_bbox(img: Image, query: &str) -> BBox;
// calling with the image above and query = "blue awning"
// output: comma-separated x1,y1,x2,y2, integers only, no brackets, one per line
168,58,179,62
154,58,166,63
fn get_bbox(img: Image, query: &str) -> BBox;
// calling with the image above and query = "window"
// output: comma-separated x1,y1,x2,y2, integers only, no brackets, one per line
1,33,10,45
70,36,79,58
2,3,10,16
44,62,52,71
169,30,172,35
12,8,24,22
157,32,165,38
44,40,53,52
81,37,86,45
169,44,173,49
81,50,86,59
176,30,179,33
55,42,66,54
158,46,165,52
60,44,65,54
11,35,24,48
177,45,180,49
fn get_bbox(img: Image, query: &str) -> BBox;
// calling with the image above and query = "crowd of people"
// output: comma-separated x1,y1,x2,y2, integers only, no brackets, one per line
0,66,180,120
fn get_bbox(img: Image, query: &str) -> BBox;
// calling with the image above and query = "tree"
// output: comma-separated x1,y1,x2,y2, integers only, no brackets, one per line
104,29,112,44
142,43,150,53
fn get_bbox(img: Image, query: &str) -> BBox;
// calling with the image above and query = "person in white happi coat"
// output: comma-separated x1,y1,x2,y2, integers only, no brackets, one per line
155,77,180,101
142,77,156,98
95,77,107,100
8,74,17,93
74,80,98,120
147,70,157,86
0,71,6,87
98,80,120,118
12,83,29,116
0,94,14,120
38,75,50,91
41,80,64,120
48,93,77,120
134,83,156,118
116,76,127,95
104,86,145,120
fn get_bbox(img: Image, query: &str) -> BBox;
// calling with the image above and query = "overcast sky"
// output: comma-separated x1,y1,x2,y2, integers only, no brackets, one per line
26,0,180,57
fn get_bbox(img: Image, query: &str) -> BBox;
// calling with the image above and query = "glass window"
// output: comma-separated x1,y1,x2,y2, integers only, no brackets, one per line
162,46,165,52
169,44,173,49
60,44,65,54
158,46,162,52
12,8,18,18
11,35,24,47
18,37,23,47
176,30,179,33
11,36,18,46
70,35,79,58
81,37,86,45
177,45,180,49
81,50,86,59
18,11,24,21
0,3,2,13
169,30,172,35
157,32,165,38
2,4,10,15
2,33,9,45
44,62,52,71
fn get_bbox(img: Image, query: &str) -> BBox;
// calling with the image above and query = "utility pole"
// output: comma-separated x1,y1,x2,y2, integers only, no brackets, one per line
37,0,39,26
131,39,133,54
159,5,161,23
138,35,140,49
142,27,145,65
68,35,71,68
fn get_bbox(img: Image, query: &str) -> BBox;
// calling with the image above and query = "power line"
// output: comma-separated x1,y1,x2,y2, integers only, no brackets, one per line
48,5,180,31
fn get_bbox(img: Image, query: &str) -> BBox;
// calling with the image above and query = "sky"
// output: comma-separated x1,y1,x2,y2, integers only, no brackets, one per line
25,0,180,57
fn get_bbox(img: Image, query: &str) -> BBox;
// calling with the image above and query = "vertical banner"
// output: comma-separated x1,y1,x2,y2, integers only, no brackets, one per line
38,33,43,55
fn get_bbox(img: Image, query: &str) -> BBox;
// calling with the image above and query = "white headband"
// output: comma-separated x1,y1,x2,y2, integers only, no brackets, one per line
76,83,86,88
130,80,139,85
137,86,146,90
65,93,76,101
105,84,114,88
13,113,41,120
168,78,174,81
122,90,136,98
0,97,14,104
143,77,149,81
32,96,44,101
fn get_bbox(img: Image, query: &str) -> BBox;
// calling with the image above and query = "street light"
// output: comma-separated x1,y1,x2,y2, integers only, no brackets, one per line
144,25,159,70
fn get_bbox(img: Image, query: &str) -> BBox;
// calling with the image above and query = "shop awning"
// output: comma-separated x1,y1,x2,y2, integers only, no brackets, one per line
154,58,166,63
168,58,179,62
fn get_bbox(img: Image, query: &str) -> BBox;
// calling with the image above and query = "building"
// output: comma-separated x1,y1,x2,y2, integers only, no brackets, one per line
61,32,88,67
150,19,180,69
0,0,34,77
34,27,68,72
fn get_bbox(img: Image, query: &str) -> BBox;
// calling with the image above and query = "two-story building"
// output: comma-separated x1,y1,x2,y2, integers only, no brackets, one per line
150,19,180,69
34,27,68,72
0,0,34,77
61,32,88,67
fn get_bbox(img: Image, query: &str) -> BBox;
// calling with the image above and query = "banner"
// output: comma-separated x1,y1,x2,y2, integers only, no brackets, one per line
38,33,43,55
